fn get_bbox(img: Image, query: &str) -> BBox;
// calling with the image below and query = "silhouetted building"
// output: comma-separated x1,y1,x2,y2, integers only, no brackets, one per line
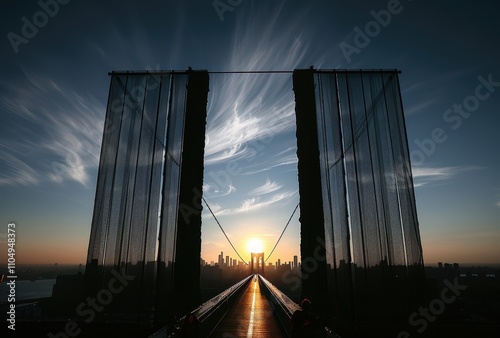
218,252,224,269
294,69,425,334
51,273,85,315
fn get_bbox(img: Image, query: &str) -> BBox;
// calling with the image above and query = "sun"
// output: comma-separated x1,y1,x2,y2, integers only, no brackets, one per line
247,238,264,253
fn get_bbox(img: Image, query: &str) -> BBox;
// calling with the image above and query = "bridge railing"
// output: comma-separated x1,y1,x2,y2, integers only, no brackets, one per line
196,274,253,329
258,274,342,338
149,274,253,337
258,274,299,336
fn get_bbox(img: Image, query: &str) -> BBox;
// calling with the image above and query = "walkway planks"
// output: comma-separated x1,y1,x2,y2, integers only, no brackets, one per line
209,275,286,337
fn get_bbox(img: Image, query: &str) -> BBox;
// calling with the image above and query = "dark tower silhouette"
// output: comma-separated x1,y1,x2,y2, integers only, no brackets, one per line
171,70,209,315
293,69,425,334
85,70,209,325
293,69,329,312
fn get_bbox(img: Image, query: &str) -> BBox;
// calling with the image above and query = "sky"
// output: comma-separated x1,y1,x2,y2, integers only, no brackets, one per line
0,0,499,267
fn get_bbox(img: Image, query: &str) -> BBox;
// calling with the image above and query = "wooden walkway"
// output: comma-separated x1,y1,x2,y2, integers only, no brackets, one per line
209,275,286,337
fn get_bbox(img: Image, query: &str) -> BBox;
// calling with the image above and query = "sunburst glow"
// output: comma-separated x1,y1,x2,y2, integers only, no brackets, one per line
247,238,264,253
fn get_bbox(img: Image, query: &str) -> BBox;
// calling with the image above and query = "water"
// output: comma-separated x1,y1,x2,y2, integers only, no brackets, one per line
0,279,55,302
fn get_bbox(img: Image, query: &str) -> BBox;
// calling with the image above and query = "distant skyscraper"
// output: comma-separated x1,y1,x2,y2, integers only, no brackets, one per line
219,252,224,268
293,255,298,270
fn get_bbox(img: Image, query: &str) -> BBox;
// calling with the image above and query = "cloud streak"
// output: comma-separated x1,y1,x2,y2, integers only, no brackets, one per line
203,182,237,198
0,71,105,186
204,3,314,168
248,179,282,196
204,190,297,218
0,143,40,186
240,146,298,175
412,165,482,188
236,190,297,213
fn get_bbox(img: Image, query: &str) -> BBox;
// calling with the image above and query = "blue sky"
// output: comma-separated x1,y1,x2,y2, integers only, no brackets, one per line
0,0,499,265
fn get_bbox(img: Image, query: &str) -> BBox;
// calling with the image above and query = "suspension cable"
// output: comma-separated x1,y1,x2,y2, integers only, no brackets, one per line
265,203,299,263
202,196,249,265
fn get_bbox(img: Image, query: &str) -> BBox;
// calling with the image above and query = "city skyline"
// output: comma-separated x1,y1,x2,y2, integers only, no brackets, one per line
202,250,300,269
0,1,499,268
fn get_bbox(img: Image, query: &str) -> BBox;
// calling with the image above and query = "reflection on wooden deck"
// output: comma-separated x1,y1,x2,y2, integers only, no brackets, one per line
209,275,286,337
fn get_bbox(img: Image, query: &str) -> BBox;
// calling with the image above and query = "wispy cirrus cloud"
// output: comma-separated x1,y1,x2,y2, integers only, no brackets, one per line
404,97,439,116
204,3,314,168
0,71,105,186
241,146,298,175
235,190,297,213
0,143,40,186
202,202,231,217
248,179,282,196
204,73,296,167
412,165,483,188
203,182,236,198
205,190,297,218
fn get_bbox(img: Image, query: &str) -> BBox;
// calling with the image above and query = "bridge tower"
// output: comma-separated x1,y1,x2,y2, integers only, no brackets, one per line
250,252,264,275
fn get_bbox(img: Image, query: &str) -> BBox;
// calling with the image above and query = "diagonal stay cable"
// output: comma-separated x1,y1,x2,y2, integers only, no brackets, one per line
265,203,299,263
202,196,248,265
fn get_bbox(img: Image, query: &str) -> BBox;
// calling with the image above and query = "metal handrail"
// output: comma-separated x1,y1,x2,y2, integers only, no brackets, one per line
258,274,342,338
196,274,253,321
149,274,253,338
258,274,301,317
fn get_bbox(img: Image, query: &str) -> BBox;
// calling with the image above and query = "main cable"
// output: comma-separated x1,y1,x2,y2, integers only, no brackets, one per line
265,203,299,263
202,196,249,265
